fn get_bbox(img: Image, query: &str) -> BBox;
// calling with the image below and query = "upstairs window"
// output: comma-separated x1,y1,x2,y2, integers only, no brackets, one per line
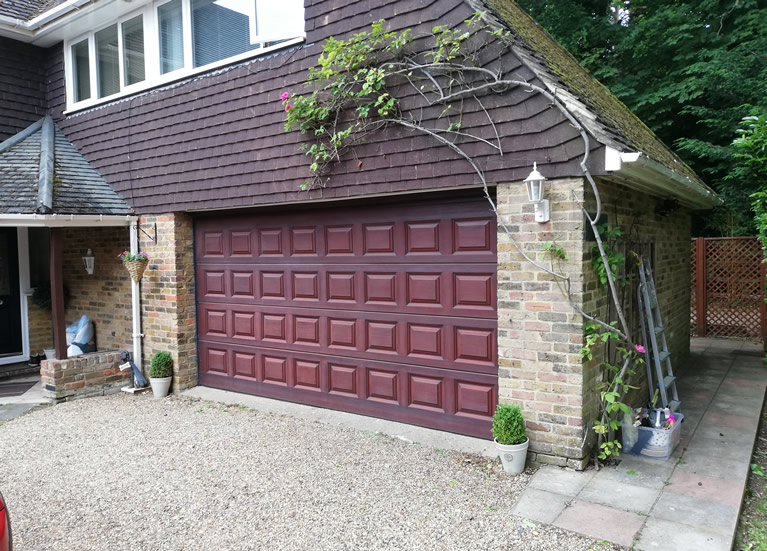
158,0,184,74
66,0,304,109
122,15,146,86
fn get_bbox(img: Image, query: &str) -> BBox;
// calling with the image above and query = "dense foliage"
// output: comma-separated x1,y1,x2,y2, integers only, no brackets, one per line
149,351,173,378
492,404,528,445
519,0,767,236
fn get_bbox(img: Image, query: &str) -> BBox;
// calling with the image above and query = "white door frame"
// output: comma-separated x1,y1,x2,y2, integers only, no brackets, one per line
0,227,30,366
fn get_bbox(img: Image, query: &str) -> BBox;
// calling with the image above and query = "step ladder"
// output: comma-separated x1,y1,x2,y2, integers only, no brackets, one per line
637,256,681,413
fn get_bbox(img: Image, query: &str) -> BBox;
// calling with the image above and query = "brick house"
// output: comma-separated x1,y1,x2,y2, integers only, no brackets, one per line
0,0,718,467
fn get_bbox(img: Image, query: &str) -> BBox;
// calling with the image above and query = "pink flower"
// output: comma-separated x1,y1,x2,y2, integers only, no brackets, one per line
280,92,290,102
285,104,292,112
634,344,646,354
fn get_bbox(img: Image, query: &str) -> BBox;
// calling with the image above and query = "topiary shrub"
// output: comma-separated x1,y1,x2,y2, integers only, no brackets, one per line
492,404,527,445
149,351,173,378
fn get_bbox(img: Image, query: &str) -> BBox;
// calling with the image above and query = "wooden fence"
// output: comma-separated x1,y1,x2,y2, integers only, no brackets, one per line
691,237,766,339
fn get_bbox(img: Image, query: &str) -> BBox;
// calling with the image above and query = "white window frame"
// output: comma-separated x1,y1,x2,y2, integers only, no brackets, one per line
64,0,305,113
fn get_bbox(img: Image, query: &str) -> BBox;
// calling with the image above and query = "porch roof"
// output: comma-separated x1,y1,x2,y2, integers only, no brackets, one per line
0,117,132,218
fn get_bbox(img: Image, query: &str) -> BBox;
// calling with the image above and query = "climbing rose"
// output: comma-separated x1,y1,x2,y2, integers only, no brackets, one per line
285,104,292,112
634,344,646,354
280,92,290,102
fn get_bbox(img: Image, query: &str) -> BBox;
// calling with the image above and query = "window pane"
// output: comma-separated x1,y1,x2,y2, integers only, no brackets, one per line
159,0,184,74
256,0,303,42
72,39,91,102
96,24,120,98
191,0,258,68
122,15,145,86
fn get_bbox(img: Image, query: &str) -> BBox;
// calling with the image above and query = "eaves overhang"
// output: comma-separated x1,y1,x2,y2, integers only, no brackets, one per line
604,147,721,210
0,214,136,227
0,0,125,47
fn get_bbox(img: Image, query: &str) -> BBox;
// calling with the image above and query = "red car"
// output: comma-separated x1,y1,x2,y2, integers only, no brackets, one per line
0,491,11,551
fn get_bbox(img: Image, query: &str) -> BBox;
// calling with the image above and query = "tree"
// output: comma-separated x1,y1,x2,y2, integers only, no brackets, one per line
519,0,767,236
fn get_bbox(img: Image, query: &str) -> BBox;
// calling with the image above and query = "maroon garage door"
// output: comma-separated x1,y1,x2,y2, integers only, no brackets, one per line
195,197,498,438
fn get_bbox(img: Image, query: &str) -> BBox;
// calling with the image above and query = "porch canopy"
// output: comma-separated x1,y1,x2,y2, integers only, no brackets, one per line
0,116,134,360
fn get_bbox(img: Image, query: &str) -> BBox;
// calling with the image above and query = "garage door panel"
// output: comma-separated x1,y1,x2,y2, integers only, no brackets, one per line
198,305,496,373
197,264,496,319
196,207,496,265
198,342,496,438
195,198,497,438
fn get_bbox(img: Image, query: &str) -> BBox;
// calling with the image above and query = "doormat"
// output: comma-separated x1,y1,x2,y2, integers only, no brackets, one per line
0,381,36,398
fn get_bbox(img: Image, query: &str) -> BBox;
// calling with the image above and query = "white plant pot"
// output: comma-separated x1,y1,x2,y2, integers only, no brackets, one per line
149,376,172,399
495,438,529,475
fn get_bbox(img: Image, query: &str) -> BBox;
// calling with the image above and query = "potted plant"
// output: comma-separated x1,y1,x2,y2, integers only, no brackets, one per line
492,404,529,475
119,250,150,282
148,351,173,399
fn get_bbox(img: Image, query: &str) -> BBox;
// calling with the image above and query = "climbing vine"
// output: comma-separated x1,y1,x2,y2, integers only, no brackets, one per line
280,14,646,467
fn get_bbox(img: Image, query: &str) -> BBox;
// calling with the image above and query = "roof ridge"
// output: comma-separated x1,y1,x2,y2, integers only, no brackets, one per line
36,115,54,214
0,118,43,154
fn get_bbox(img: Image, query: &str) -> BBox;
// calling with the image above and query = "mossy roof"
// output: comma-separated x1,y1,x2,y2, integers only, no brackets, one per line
474,0,715,198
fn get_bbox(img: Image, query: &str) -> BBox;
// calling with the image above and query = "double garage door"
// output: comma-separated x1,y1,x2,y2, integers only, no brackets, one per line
195,197,498,438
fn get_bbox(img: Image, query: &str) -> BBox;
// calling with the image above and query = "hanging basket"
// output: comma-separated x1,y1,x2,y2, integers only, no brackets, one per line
124,259,148,282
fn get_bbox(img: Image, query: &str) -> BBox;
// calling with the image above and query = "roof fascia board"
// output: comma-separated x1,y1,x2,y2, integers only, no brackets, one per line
604,146,720,209
0,0,97,40
0,214,136,227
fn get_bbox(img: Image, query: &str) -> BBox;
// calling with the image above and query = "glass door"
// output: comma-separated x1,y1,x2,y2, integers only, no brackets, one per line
0,228,22,357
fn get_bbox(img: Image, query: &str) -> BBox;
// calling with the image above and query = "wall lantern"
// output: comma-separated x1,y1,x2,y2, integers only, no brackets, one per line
82,249,95,275
524,162,550,223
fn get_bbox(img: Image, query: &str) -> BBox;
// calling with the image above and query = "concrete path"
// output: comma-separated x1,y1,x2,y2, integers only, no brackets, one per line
0,375,46,421
513,337,766,550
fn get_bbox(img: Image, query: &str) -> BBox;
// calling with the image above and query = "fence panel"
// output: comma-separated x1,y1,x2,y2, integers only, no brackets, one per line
691,237,765,339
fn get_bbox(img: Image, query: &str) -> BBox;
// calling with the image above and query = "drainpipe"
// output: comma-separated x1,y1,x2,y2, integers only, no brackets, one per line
130,222,143,374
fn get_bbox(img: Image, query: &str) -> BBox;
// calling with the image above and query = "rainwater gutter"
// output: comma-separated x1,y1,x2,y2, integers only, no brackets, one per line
604,147,721,209
0,0,94,39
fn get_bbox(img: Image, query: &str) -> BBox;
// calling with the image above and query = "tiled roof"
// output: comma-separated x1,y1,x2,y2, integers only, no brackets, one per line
0,0,66,21
0,118,132,215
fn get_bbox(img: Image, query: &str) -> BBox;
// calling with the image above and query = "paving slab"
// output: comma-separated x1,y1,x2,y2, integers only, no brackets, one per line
635,516,731,551
577,475,658,514
676,452,748,482
665,469,743,508
596,455,676,490
693,422,757,446
512,337,763,551
702,410,759,431
0,403,39,421
682,434,755,463
511,488,570,523
650,490,739,537
527,465,594,496
554,500,644,547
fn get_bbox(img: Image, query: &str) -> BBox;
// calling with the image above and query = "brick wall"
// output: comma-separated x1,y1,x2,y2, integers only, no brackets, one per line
582,181,692,418
137,214,197,391
40,351,130,402
496,178,589,469
61,226,132,352
496,176,691,469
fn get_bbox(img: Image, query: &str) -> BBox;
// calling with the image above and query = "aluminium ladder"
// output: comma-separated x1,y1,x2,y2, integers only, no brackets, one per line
637,256,681,413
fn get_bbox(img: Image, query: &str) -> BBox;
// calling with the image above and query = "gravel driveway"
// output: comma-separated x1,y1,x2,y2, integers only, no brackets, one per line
0,394,619,550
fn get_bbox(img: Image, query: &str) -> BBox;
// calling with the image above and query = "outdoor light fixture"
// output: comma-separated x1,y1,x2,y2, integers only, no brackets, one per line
82,249,95,275
524,162,550,223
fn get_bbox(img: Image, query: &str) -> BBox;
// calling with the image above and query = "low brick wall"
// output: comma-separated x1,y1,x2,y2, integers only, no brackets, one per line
41,351,130,402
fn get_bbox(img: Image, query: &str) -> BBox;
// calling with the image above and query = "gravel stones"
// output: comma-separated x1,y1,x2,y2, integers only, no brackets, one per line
0,394,618,550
